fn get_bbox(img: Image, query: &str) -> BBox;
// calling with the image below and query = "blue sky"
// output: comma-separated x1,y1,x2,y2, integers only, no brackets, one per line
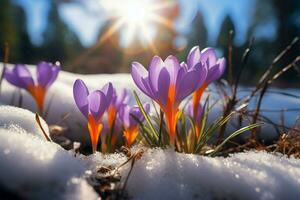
14,0,276,47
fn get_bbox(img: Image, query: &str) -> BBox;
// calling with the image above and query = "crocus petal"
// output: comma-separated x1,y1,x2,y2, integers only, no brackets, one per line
180,62,188,71
101,82,113,105
88,90,107,121
164,55,180,84
176,63,207,103
37,62,60,88
4,67,25,88
14,64,34,88
48,64,60,86
73,79,89,117
149,56,165,93
120,105,130,128
195,62,208,89
37,62,52,88
128,106,141,127
188,103,203,125
129,104,149,127
187,46,201,69
121,89,130,104
153,68,170,106
131,62,153,97
217,57,226,77
200,48,217,68
115,89,130,109
206,60,226,84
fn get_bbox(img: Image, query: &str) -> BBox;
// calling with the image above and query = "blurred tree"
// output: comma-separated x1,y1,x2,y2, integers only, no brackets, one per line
71,21,124,74
40,1,84,69
12,5,35,64
217,15,235,48
187,12,208,49
272,0,299,84
273,0,299,51
177,11,208,62
0,0,16,61
216,15,246,83
247,0,300,85
0,0,32,63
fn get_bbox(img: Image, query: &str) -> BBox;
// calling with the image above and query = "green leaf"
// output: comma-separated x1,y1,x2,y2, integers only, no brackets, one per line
133,91,159,141
130,113,154,145
209,123,263,156
195,111,235,153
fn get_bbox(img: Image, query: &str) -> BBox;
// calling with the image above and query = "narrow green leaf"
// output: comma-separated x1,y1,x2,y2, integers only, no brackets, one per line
209,123,263,156
133,91,159,140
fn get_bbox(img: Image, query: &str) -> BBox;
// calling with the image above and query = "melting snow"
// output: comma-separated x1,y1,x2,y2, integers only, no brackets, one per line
97,148,300,200
0,107,98,200
0,105,50,140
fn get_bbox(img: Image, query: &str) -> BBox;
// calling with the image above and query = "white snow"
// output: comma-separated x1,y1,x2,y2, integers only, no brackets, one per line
0,105,50,140
95,148,300,200
0,108,98,200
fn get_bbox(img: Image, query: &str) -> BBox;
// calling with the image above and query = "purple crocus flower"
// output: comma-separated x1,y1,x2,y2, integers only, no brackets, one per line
4,62,60,113
188,102,204,140
131,55,207,144
73,79,113,153
119,104,150,147
107,88,130,130
186,46,226,119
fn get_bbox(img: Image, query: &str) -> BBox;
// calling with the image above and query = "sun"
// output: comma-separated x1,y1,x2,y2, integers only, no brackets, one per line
99,0,175,52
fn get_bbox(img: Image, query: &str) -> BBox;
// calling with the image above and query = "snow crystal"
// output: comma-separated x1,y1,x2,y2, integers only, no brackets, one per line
0,126,98,200
0,105,50,140
93,148,300,200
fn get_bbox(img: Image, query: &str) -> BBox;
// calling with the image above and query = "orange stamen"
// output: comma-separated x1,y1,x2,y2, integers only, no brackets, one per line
195,124,202,141
107,106,117,130
87,114,103,153
163,84,180,145
123,126,139,147
110,134,118,151
192,82,208,118
27,85,46,113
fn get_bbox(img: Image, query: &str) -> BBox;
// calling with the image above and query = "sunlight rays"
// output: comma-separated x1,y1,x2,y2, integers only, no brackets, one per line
99,0,176,52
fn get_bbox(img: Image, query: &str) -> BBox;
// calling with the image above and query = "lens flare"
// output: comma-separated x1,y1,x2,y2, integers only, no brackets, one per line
100,0,175,52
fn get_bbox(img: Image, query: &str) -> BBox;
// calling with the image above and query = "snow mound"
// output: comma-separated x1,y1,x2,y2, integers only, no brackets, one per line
0,126,97,200
0,105,50,140
112,149,300,200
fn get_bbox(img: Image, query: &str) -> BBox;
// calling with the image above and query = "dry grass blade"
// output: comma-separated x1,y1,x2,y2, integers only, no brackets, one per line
35,113,52,142
258,37,299,86
241,37,299,105
251,56,300,138
218,38,254,142
227,30,234,85
267,57,300,85
0,42,10,95
271,118,300,158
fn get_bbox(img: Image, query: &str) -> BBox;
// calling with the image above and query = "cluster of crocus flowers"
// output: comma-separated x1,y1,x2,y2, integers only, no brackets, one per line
4,62,60,113
73,79,113,153
119,104,149,147
187,46,226,119
131,55,208,145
